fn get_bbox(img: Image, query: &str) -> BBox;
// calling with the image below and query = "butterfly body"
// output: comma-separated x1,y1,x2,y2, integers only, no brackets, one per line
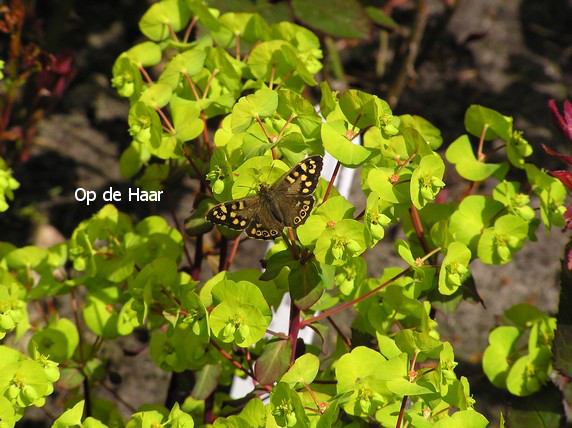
206,156,323,240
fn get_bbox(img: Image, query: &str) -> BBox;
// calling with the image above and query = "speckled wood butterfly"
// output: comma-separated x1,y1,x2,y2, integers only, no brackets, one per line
206,156,323,240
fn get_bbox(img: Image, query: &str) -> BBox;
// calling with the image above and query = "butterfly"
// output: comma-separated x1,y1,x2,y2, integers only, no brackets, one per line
206,156,323,240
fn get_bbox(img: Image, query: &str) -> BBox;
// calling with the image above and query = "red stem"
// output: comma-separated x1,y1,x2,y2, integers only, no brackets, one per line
223,236,241,271
166,190,193,269
183,16,198,43
322,161,341,203
288,299,301,364
139,66,153,84
210,340,272,392
396,351,419,428
167,23,180,43
300,267,411,327
409,206,431,256
327,316,351,348
155,107,176,134
269,64,275,90
203,69,219,99
477,124,488,160
277,114,297,142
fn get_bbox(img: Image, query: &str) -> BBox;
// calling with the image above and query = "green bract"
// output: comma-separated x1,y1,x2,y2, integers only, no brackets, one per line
438,242,471,295
0,158,19,212
483,304,556,396
410,153,445,209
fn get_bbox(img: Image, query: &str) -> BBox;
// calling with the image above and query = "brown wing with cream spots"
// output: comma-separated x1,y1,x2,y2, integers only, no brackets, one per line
205,197,257,231
244,212,283,240
279,195,315,228
273,155,323,196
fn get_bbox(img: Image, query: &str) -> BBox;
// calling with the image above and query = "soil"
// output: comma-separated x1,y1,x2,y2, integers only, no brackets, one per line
6,0,571,426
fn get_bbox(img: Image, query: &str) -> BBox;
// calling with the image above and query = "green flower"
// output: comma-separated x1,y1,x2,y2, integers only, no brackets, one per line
410,154,445,209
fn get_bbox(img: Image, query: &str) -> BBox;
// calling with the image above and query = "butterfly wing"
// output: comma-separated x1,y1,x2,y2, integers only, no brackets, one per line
273,155,323,196
244,210,284,240
205,197,258,231
269,155,322,228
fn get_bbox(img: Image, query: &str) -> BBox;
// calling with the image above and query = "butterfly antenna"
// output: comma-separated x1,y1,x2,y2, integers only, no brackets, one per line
266,161,276,183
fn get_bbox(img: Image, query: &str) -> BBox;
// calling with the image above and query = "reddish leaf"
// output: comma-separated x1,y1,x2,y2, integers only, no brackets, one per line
548,99,572,143
564,204,572,231
550,170,572,190
191,364,221,400
254,338,292,385
36,52,77,101
542,144,572,166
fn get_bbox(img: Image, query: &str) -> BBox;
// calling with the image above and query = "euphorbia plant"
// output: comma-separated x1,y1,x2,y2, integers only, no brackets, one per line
0,1,567,427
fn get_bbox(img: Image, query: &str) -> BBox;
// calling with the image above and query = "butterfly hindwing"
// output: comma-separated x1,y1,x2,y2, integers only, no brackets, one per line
276,195,315,228
273,155,323,196
245,212,283,240
205,197,257,230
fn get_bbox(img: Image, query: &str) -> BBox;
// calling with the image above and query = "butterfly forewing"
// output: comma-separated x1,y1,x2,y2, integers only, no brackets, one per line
205,197,258,231
273,156,323,196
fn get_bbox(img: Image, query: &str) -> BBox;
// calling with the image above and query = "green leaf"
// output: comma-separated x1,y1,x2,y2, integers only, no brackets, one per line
448,195,504,254
367,166,411,205
464,105,513,141
401,127,433,157
5,246,48,269
365,7,398,30
120,141,148,178
506,346,551,396
336,346,394,416
394,330,442,361
270,382,310,427
52,400,84,428
231,89,278,133
211,280,271,322
125,42,162,67
297,195,355,247
477,214,528,265
260,250,298,281
398,114,442,150
433,409,489,428
289,260,324,310
281,354,320,387
159,48,208,88
277,90,322,138
83,287,120,339
482,326,521,388
206,46,242,93
339,90,379,129
139,0,191,41
319,81,338,119
170,96,204,142
321,121,371,168
446,134,508,181
30,318,79,363
255,338,292,385
139,82,173,109
292,0,371,39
